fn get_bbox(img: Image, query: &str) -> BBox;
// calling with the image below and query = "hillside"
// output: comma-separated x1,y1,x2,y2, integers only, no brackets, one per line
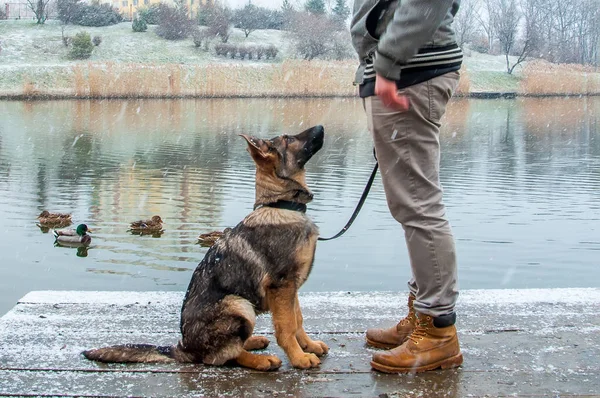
0,20,291,65
1,19,597,97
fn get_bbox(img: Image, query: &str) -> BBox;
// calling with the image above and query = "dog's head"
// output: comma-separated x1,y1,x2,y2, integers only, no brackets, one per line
241,125,324,205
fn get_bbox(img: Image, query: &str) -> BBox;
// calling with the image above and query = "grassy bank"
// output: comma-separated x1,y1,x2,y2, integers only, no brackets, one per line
2,61,360,98
1,20,599,99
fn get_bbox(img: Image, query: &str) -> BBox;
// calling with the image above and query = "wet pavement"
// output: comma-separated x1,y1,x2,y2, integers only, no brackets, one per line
1,289,599,397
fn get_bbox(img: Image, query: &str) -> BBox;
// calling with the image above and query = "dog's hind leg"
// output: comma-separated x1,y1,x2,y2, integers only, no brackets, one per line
294,294,329,357
201,295,269,367
235,349,282,371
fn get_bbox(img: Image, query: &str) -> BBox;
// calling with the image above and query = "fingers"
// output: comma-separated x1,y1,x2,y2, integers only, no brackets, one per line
387,93,410,111
375,87,409,111
375,73,410,111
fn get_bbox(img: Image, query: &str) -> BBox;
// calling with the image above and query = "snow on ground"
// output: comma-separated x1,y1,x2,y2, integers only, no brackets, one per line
0,19,539,93
0,20,292,66
463,49,526,73
462,49,524,92
2,19,520,71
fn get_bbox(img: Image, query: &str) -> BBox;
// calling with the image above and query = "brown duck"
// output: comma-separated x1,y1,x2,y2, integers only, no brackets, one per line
37,210,72,227
129,215,164,233
197,228,231,247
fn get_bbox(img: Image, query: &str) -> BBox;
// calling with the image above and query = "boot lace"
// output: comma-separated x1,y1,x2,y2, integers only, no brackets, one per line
398,310,416,327
407,316,431,345
398,296,417,327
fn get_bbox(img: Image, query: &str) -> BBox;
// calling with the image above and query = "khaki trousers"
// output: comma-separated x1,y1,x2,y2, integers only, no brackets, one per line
364,71,460,317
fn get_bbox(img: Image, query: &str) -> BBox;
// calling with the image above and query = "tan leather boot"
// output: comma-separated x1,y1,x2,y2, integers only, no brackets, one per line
365,294,416,349
370,312,463,373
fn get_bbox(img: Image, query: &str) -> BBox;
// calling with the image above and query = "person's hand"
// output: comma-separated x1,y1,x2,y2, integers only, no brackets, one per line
375,73,409,111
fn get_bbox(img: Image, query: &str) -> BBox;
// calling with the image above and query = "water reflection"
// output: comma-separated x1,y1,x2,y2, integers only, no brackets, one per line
77,246,89,258
129,230,166,238
0,97,599,316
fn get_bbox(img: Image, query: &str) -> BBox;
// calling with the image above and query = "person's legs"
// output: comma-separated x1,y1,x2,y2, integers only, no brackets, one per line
364,71,463,372
366,71,459,317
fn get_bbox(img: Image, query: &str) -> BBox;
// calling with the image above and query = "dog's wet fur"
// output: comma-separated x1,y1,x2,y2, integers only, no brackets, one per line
83,126,328,371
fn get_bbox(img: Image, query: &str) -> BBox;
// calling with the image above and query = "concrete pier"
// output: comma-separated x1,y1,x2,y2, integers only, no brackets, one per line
1,288,598,397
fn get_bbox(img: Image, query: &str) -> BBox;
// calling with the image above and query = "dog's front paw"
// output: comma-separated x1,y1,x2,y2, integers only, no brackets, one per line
302,340,329,356
291,353,321,369
258,355,282,371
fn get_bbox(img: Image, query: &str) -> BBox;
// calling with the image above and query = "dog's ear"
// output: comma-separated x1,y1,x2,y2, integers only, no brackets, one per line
240,134,271,162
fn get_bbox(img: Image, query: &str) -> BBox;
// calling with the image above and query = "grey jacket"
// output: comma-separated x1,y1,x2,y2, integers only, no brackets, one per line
350,0,460,84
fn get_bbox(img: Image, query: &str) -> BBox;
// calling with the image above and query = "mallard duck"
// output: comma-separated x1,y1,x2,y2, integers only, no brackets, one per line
53,224,92,247
128,215,164,233
198,228,231,247
37,210,72,227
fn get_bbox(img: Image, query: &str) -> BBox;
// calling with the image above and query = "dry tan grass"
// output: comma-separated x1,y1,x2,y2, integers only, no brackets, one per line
22,80,39,97
67,61,358,98
18,58,600,99
10,61,474,99
8,59,600,99
455,65,471,96
520,60,600,95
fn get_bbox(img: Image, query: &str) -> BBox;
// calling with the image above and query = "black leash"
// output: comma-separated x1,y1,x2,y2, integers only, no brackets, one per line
318,162,379,241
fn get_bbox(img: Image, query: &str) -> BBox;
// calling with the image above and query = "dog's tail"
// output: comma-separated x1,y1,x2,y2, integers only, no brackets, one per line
83,343,193,364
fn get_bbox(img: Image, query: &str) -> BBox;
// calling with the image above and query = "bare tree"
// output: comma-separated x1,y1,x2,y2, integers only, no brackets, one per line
207,5,232,43
233,4,261,38
26,0,51,24
289,12,339,59
573,0,600,65
476,0,498,53
499,0,542,74
468,0,600,67
454,0,480,47
549,0,579,62
494,0,521,73
585,1,600,65
156,3,194,40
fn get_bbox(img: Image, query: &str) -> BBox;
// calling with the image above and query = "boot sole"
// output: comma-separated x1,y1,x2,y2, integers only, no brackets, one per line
370,353,463,374
365,337,401,350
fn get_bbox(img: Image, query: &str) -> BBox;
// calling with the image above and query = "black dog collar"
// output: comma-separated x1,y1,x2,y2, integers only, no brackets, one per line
256,200,307,213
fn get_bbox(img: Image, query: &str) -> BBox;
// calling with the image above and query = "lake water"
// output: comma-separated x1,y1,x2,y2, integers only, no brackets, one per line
1,97,599,316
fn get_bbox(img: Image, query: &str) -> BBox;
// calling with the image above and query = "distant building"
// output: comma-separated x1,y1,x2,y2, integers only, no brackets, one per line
99,0,202,21
105,0,155,20
2,0,203,22
3,0,57,19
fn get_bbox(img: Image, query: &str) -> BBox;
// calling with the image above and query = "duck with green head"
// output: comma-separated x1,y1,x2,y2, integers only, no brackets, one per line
53,224,92,247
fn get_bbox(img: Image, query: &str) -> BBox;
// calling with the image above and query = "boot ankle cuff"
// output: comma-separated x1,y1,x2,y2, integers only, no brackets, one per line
433,312,456,328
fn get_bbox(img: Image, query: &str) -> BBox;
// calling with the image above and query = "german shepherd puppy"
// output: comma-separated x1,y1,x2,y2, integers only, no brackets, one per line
83,126,328,371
